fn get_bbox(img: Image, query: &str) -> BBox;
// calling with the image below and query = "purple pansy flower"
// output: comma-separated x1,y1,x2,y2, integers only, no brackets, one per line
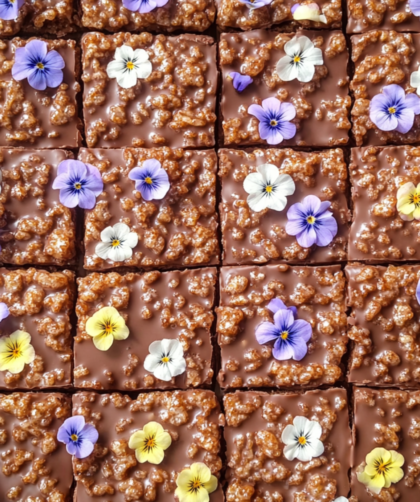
129,159,170,201
416,277,420,305
0,302,9,322
286,195,337,248
0,0,24,21
123,0,168,13
58,416,99,459
410,0,420,16
52,160,103,210
369,84,420,133
230,72,253,92
238,0,272,8
256,308,312,361
248,97,297,145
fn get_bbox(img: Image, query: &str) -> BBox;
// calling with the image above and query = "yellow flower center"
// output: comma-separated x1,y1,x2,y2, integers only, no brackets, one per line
74,182,82,190
270,119,278,126
145,177,153,185
373,457,391,475
388,106,396,114
104,322,114,335
410,192,420,207
11,345,21,358
126,61,134,70
307,215,316,225
143,435,156,452
36,62,44,70
281,331,289,340
161,356,170,363
265,185,273,193
298,436,307,445
294,55,301,63
71,434,78,442
111,239,120,248
188,477,204,493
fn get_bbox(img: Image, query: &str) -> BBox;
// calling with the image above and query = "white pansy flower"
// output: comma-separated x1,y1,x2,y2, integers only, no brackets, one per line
243,163,295,212
281,416,324,462
95,223,138,262
144,339,186,381
276,35,323,83
106,45,152,89
411,66,420,96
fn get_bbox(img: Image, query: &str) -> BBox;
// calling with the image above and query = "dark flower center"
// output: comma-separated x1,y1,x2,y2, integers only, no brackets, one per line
36,62,44,70
410,193,420,206
71,433,78,442
280,331,289,340
74,182,82,190
188,477,204,493
145,176,153,185
270,119,278,126
306,215,316,225
142,434,156,452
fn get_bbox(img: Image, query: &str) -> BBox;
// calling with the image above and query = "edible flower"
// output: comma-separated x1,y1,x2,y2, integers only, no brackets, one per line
12,39,65,91
0,0,24,21
281,416,324,461
369,84,420,133
243,163,295,212
396,181,420,221
249,97,296,145
0,302,9,322
276,35,323,82
256,307,312,361
0,330,35,374
409,0,420,17
128,159,170,201
175,462,218,502
85,306,129,351
410,65,420,96
286,195,338,248
357,447,404,494
229,72,253,92
129,422,172,464
53,160,103,210
95,223,138,262
416,276,420,306
291,3,327,23
143,339,186,382
238,0,272,8
57,416,99,459
123,0,169,13
106,45,152,89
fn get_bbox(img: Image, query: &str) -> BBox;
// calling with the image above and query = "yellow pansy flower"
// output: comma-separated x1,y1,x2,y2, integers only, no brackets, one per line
357,447,404,494
396,182,420,221
0,330,35,374
128,421,172,464
175,462,218,502
85,306,129,351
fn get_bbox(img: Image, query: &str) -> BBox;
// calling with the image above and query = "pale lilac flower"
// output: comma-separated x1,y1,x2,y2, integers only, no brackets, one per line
0,0,24,21
230,72,253,92
369,84,420,133
123,0,168,13
0,303,9,322
238,0,272,8
410,0,420,16
256,308,312,361
129,159,170,201
12,40,65,91
57,416,98,459
52,160,103,210
286,195,337,248
248,97,296,145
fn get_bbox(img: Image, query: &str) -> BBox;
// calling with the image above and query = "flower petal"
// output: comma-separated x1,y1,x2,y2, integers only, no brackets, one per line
28,70,48,91
273,338,295,360
255,321,280,344
80,423,99,444
75,440,94,459
135,60,152,79
243,172,265,194
247,191,268,212
92,333,114,351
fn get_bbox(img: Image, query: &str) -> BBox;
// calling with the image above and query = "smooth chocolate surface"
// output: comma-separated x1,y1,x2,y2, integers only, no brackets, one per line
352,388,420,501
0,392,72,502
82,32,217,149
0,268,75,390
346,263,420,387
219,148,350,265
0,38,80,148
0,149,77,266
216,0,342,30
80,0,215,32
349,146,420,261
219,30,350,147
73,391,224,502
80,148,219,270
224,388,351,501
75,268,216,390
351,31,420,146
217,264,348,389
347,0,420,33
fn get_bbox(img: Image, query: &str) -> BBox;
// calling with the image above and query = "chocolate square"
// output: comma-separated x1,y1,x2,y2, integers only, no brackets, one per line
73,390,224,502
0,149,77,266
0,0,77,37
346,263,420,387
79,0,215,32
0,392,73,502
217,264,348,389
81,32,217,149
349,146,420,261
352,388,420,501
351,30,420,146
74,268,216,390
0,267,75,390
216,0,342,31
224,388,351,501
0,38,80,148
219,148,350,265
347,0,420,33
80,148,219,270
219,30,350,148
